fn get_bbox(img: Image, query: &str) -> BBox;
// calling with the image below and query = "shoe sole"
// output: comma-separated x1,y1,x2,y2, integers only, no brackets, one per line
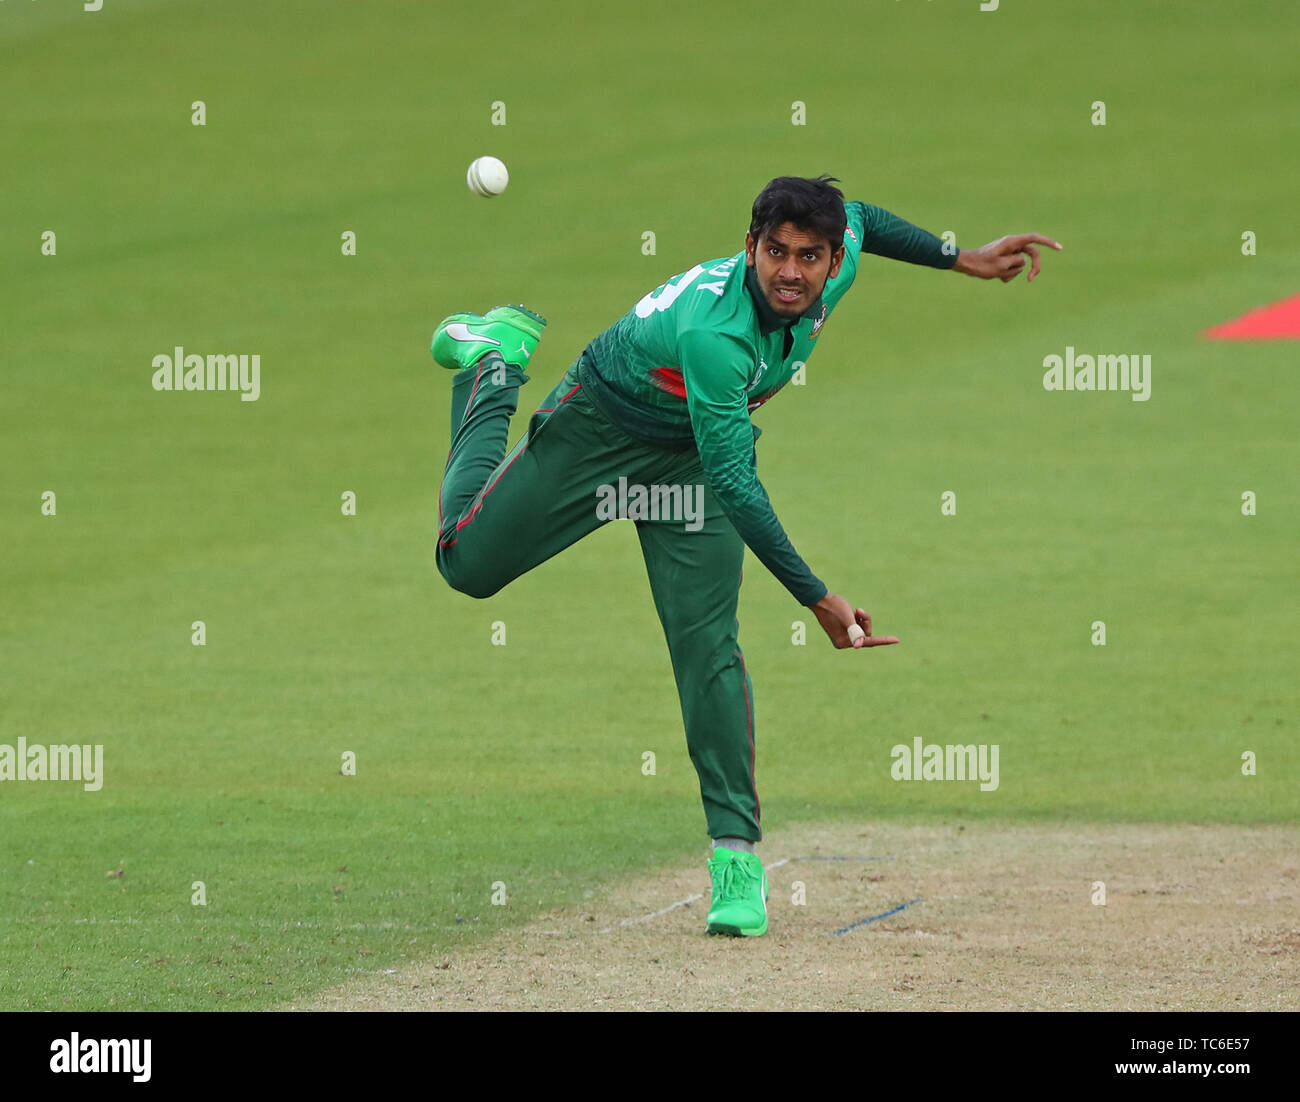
706,919,768,938
486,303,547,335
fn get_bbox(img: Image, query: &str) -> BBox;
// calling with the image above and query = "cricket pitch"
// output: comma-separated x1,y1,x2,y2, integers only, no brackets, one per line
291,823,1299,1012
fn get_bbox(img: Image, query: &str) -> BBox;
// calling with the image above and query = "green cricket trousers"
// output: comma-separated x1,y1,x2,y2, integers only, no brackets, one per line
436,350,761,842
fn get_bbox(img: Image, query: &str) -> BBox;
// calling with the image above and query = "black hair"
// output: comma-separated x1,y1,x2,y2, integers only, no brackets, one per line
748,174,846,250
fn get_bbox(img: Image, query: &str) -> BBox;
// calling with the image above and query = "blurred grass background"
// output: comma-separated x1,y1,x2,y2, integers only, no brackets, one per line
1,0,1296,1009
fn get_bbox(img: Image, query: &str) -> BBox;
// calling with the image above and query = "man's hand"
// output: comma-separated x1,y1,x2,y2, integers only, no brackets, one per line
953,233,1062,283
811,593,900,650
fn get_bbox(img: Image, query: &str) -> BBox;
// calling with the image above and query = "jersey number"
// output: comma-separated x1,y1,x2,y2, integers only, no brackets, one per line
634,264,705,318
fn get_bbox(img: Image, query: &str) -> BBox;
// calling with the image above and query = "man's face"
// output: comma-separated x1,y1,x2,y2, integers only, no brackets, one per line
745,221,845,318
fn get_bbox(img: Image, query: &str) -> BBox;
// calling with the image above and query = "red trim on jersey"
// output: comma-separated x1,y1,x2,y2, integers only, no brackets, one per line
735,646,759,824
438,359,490,538
533,382,581,414
649,366,688,399
438,382,583,549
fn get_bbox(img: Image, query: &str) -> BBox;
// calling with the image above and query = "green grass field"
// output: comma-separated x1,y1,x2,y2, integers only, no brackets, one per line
2,0,1297,1010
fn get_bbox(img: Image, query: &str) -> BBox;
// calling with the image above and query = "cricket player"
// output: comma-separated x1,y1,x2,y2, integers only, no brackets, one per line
432,175,1059,936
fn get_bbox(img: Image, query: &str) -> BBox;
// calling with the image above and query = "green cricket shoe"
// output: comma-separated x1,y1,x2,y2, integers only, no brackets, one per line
706,847,769,937
430,304,547,371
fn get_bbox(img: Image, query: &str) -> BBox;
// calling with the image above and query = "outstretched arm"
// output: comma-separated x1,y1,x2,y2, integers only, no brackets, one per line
852,203,1063,283
855,201,956,269
953,233,1063,283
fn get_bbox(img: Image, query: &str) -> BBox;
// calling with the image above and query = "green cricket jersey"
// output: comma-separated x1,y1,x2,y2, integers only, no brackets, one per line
581,200,956,606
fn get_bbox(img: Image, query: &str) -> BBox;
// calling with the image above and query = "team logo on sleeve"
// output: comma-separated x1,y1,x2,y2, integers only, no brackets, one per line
810,303,828,338
845,225,858,245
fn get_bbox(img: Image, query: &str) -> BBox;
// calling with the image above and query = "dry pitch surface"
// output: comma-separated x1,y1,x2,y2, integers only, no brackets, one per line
293,823,1299,1011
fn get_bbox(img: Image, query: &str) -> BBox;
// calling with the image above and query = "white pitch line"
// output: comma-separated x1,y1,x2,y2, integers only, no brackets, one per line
618,892,704,928
598,857,792,933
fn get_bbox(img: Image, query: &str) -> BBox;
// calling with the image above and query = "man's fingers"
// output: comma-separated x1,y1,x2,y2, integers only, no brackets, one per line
979,234,1059,283
1024,243,1041,281
1007,233,1062,251
848,611,897,649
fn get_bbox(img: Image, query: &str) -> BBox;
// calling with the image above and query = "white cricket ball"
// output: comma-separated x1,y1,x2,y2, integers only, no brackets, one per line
467,155,509,197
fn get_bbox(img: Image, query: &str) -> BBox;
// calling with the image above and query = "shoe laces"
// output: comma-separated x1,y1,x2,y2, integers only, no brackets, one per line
714,855,757,903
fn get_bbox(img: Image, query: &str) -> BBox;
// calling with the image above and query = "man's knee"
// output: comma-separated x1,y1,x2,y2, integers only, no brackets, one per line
436,545,504,600
662,614,741,677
